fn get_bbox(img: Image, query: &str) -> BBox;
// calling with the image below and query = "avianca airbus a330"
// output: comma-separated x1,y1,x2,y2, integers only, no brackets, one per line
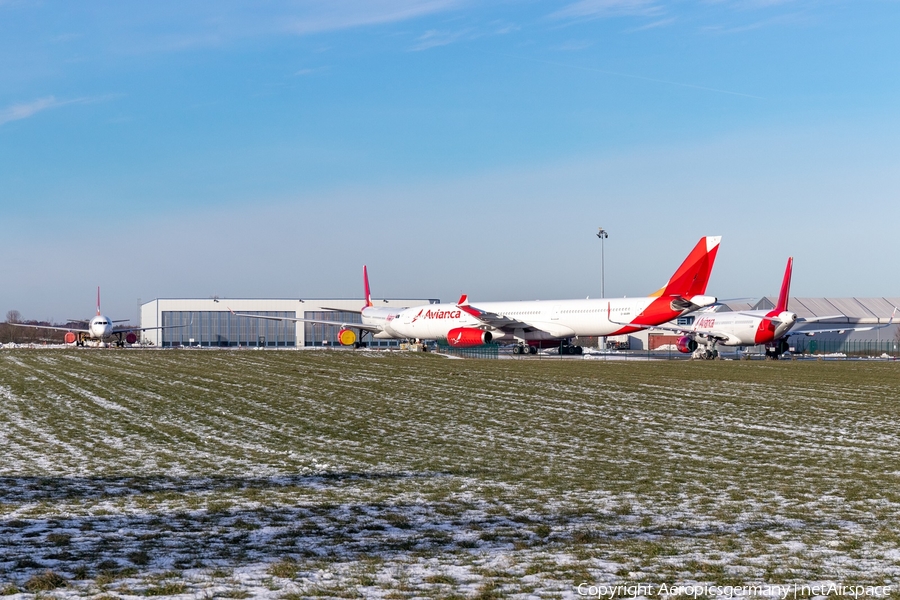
643,257,895,359
382,235,721,353
9,288,186,347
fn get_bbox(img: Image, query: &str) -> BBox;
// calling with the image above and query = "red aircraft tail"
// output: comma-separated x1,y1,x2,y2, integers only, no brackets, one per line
651,236,721,298
363,266,373,310
775,257,793,313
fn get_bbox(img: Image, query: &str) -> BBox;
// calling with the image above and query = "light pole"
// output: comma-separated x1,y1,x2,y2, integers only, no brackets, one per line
596,227,608,298
597,227,608,351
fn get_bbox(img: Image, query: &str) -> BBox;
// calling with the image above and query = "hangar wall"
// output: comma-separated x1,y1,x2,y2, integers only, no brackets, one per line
140,297,438,348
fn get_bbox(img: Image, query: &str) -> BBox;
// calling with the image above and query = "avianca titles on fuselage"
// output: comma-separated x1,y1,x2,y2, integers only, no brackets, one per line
382,236,722,347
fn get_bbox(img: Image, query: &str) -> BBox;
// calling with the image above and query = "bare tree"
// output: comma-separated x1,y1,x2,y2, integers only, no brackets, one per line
2,310,23,343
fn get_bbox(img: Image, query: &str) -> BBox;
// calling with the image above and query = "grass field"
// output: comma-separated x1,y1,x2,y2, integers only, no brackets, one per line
1,349,900,599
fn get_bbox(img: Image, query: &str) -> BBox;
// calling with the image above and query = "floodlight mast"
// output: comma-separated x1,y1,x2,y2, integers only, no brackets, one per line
596,227,608,299
597,227,608,351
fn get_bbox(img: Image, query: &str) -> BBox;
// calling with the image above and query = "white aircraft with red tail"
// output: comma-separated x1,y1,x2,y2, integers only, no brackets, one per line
385,235,722,354
643,257,895,359
8,288,185,347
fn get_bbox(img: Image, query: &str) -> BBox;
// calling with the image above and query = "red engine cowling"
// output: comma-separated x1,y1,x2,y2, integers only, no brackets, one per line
64,331,77,344
125,332,138,345
446,328,493,348
676,335,698,354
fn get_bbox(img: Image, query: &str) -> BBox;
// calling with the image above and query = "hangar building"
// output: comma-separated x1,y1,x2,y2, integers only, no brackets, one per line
140,297,439,348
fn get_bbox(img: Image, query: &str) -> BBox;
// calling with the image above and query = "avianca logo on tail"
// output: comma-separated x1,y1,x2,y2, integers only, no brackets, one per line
411,308,462,323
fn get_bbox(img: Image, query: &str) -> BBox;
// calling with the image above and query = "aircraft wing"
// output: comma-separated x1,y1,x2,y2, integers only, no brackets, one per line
228,310,381,332
788,308,897,336
627,321,732,343
788,325,878,336
9,321,190,334
455,296,534,330
113,322,191,334
8,323,90,333
455,296,576,337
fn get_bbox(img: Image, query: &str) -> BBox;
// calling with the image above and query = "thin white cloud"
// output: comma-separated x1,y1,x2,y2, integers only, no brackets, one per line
293,66,329,76
626,16,676,32
105,1,468,55
283,0,465,36
0,97,65,126
409,27,472,51
0,95,116,127
550,0,664,20
494,23,520,35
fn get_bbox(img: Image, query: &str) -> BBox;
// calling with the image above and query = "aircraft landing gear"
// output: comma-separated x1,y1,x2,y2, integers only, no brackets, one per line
765,339,790,360
559,341,583,355
513,344,539,355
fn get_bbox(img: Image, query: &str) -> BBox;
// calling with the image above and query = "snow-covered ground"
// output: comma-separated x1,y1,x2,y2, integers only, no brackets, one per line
1,350,899,598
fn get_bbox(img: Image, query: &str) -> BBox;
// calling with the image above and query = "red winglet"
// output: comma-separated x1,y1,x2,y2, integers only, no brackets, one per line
457,294,481,318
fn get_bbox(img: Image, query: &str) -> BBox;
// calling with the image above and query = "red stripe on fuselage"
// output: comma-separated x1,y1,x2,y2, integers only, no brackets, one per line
609,295,683,336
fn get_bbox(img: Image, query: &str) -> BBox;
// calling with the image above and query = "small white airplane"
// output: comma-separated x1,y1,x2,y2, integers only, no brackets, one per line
643,257,896,359
233,236,722,353
8,288,185,347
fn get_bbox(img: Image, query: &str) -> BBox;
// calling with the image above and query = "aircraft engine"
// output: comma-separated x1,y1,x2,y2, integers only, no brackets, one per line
337,328,357,346
676,335,698,354
446,327,493,348
64,332,77,344
125,332,138,345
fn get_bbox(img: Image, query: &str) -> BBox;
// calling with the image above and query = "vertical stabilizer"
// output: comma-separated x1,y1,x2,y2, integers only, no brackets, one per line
97,287,101,315
363,266,373,310
775,257,793,313
652,236,722,298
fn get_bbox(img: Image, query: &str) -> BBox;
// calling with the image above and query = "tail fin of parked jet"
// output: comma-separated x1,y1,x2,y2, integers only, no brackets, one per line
363,265,374,310
96,286,102,316
775,257,793,313
651,236,722,298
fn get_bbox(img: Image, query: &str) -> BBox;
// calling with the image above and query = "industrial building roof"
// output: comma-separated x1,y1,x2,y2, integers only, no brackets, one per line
721,297,899,323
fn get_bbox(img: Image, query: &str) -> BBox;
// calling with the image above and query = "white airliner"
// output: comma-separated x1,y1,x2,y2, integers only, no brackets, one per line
8,288,185,347
644,257,895,359
233,236,722,353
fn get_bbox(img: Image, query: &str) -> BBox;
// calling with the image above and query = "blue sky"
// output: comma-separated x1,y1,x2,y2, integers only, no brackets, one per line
2,0,899,322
